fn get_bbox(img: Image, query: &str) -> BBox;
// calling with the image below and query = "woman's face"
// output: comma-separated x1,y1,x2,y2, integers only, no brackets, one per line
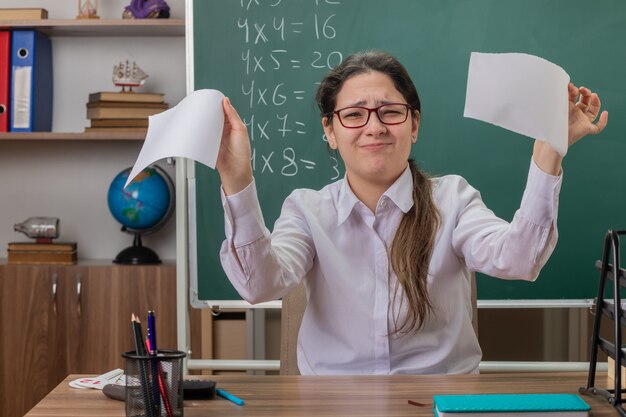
322,71,419,190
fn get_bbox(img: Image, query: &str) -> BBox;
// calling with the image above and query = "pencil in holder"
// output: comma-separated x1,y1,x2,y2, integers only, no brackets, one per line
122,349,186,417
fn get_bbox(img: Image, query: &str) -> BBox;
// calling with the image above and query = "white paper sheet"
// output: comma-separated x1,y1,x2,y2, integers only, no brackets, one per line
463,52,570,156
125,89,225,188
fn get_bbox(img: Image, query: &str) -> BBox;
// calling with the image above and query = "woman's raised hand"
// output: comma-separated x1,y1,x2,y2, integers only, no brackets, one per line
567,83,608,146
216,97,253,195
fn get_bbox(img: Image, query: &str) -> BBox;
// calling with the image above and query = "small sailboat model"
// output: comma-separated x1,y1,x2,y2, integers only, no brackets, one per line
112,60,148,91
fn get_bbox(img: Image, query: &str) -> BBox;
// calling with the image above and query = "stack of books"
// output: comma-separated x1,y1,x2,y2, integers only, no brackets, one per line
7,242,78,265
85,91,167,133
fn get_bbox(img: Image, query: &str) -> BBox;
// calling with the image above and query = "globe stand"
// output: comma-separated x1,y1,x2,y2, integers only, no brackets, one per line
113,232,161,265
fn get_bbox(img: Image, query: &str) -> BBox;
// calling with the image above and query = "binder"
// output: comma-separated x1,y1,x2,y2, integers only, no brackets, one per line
0,31,9,132
9,30,52,132
433,393,590,417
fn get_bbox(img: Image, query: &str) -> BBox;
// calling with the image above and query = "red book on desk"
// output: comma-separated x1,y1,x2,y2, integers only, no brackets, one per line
0,31,10,132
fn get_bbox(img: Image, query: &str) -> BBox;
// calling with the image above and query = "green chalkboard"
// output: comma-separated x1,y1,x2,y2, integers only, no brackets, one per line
191,0,626,303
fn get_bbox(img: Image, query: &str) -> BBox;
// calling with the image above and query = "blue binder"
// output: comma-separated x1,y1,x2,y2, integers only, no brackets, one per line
9,30,52,132
433,393,590,416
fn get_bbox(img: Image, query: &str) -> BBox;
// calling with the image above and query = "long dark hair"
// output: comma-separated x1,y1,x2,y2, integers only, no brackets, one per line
316,51,439,334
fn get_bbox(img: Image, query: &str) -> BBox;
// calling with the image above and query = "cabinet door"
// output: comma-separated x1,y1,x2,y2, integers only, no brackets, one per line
56,266,88,376
75,264,176,373
0,265,72,417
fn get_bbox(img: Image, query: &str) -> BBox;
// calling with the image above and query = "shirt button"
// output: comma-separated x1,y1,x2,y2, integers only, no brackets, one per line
381,200,387,208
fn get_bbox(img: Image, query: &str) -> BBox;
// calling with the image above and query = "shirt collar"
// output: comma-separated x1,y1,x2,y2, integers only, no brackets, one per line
337,176,361,225
336,164,415,225
384,164,415,214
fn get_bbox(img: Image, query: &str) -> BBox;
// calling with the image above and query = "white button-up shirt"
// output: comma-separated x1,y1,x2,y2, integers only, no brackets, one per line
220,160,562,374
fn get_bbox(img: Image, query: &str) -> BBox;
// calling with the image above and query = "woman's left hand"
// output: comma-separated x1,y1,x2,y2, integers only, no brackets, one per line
568,83,608,146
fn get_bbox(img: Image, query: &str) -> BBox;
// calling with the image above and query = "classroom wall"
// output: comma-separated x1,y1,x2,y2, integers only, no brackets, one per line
0,0,185,261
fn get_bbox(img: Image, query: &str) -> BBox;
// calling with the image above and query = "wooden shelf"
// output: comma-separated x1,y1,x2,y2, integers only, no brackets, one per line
0,131,146,141
0,258,175,266
0,18,185,36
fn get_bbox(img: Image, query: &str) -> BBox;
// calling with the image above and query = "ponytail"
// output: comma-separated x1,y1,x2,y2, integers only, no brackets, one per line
389,160,440,334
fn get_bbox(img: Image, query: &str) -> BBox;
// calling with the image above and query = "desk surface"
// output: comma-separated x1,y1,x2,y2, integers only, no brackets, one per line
26,372,616,416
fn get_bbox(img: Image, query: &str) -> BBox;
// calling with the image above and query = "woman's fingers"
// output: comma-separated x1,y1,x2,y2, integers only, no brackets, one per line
222,97,245,131
571,85,604,123
568,82,579,103
573,86,589,112
567,84,608,145
586,93,601,121
593,110,609,134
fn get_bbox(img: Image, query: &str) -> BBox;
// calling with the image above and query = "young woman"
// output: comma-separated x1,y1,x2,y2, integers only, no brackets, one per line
215,51,608,375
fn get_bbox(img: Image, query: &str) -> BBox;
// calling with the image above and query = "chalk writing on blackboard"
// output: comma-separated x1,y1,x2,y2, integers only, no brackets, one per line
236,0,344,181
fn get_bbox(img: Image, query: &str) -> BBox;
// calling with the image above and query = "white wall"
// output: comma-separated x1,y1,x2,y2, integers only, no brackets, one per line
1,0,186,261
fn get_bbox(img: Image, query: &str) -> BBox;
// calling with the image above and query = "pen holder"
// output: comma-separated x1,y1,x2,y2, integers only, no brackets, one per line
123,349,186,417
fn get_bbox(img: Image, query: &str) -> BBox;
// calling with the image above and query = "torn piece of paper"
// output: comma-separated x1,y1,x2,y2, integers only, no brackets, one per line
463,52,570,156
125,89,225,188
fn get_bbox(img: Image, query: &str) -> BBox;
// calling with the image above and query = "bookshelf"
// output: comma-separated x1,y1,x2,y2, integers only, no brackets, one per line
0,131,147,141
0,8,185,416
1,18,184,141
0,9,183,256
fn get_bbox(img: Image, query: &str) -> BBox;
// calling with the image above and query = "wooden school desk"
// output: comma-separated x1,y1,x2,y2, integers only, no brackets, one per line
26,372,615,416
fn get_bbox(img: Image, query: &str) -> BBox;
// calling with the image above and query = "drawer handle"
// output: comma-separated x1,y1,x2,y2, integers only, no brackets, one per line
51,272,58,315
76,273,82,317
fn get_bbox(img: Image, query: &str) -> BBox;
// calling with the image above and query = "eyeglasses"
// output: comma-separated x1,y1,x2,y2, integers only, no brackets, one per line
330,103,412,128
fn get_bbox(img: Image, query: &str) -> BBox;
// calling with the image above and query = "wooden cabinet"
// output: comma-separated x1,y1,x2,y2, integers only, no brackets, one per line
0,262,176,417
73,264,177,373
0,265,70,417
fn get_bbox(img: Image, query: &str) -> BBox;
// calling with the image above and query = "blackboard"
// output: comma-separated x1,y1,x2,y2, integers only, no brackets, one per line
191,0,626,303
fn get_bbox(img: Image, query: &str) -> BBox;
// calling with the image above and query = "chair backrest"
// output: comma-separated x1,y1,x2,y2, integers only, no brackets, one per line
279,273,479,375
280,282,307,375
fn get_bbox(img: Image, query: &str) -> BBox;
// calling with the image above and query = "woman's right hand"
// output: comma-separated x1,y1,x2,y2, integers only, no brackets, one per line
216,97,253,195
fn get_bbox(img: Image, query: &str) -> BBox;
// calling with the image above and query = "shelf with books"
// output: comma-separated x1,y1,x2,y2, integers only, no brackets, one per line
0,21,179,137
0,131,146,141
0,18,184,37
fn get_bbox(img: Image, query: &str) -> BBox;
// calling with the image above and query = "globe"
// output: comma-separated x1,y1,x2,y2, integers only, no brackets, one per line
107,165,174,264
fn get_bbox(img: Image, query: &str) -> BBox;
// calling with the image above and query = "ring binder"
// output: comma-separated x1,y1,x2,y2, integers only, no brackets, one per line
580,229,626,416
9,30,52,132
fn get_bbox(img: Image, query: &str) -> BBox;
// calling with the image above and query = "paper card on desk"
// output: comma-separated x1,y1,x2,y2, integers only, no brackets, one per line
125,89,225,188
68,368,125,390
433,393,590,417
464,52,570,156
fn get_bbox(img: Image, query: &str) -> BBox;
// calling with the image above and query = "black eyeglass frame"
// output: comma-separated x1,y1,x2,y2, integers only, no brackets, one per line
328,103,414,129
